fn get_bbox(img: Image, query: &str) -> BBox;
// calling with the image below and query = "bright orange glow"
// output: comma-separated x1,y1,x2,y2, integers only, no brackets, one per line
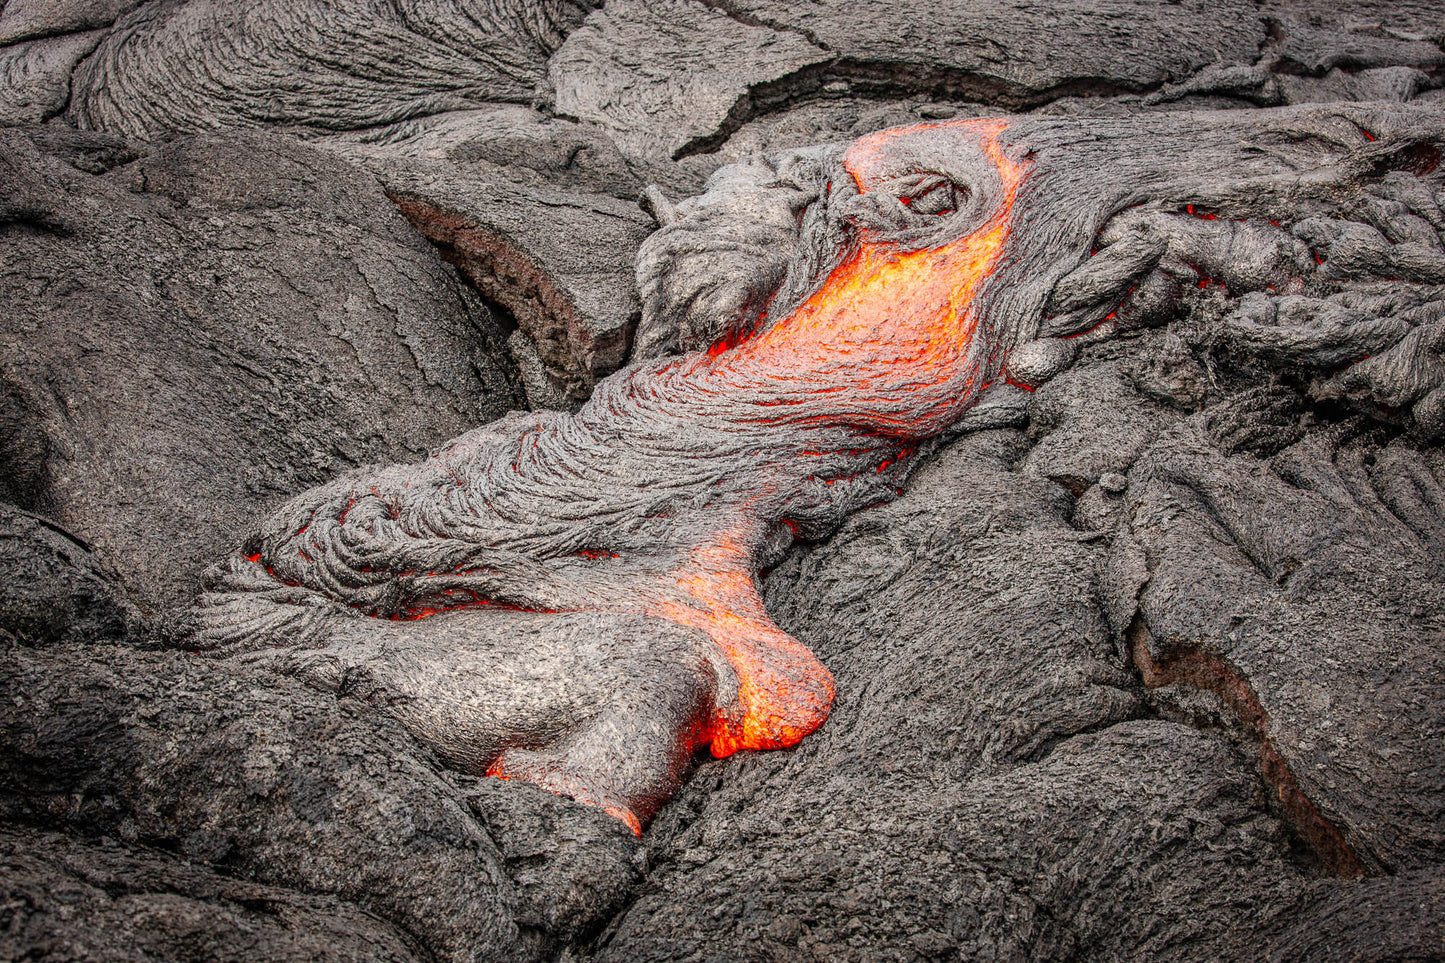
606,806,644,836
651,119,1027,760
261,120,1032,832
650,533,834,757
487,760,645,836
709,119,1025,436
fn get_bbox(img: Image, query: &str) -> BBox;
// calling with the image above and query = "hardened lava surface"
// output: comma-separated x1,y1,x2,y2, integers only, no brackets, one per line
191,119,1026,831
3,2,1445,961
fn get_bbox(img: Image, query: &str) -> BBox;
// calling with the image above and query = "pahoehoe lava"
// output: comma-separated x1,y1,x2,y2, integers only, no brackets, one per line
193,119,1026,831
4,2,1445,960
196,107,1445,846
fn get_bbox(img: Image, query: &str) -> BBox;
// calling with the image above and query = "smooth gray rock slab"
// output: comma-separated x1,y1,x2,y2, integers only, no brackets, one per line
548,0,829,161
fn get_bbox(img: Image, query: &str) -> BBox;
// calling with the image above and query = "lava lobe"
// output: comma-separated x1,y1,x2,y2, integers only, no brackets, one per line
194,120,1026,831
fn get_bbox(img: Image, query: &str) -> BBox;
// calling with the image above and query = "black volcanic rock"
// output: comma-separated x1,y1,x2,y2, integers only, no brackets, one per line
0,127,519,614
0,638,528,960
2,1,1445,960
0,825,419,962
0,505,140,647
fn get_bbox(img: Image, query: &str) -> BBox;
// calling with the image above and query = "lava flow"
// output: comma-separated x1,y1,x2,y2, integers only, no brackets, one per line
658,120,1026,757
715,118,1025,433
195,118,1028,832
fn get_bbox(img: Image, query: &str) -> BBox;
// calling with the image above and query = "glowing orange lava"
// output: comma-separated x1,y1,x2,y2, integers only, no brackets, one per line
661,119,1027,761
215,119,1030,837
652,534,834,758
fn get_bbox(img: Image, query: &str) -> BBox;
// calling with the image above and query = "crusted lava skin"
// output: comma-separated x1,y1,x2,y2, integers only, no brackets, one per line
194,105,1445,835
193,120,1024,830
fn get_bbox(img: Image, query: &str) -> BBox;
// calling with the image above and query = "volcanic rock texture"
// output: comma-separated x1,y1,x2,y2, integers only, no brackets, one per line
3,1,1445,961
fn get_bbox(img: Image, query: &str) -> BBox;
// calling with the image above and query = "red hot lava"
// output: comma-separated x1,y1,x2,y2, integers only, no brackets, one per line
197,119,1028,831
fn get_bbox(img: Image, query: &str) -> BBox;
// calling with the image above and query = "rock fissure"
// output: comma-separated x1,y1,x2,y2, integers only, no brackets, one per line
1126,616,1366,878
389,192,594,400
694,0,831,52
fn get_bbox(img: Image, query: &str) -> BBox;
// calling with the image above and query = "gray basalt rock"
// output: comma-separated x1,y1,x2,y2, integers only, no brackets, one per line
321,106,657,401
0,0,144,45
0,825,420,962
321,106,644,200
0,126,519,614
0,30,106,124
696,0,1265,106
373,157,651,402
64,0,595,140
0,511,648,957
1113,411,1445,875
1264,2,1445,77
0,505,141,646
0,639,526,961
592,356,1445,960
4,2,1445,960
590,428,1314,958
548,0,829,161
1020,362,1171,495
185,103,1445,856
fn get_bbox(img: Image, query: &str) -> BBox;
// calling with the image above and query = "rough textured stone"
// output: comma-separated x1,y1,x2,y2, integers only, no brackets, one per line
1116,412,1445,874
321,106,644,200
699,0,1265,106
0,30,104,124
0,126,520,614
378,159,650,401
184,102,1445,895
548,0,829,161
0,638,526,961
3,2,1445,960
318,106,656,400
0,825,420,962
468,779,646,945
0,505,140,647
593,431,1275,959
65,0,595,139
0,0,143,45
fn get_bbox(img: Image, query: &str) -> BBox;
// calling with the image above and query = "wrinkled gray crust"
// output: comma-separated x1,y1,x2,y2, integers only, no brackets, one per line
3,1,1445,961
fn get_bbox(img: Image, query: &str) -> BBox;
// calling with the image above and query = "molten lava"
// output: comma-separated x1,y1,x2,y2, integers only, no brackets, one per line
715,120,1025,435
663,120,1026,759
198,118,1029,833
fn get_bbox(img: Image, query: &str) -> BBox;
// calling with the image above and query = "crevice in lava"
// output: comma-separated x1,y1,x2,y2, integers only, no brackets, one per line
1125,616,1366,879
695,0,831,50
386,191,598,400
673,59,1174,160
0,209,75,239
